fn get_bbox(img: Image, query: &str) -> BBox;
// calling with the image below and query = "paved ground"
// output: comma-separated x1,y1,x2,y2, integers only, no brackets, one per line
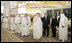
1,26,71,42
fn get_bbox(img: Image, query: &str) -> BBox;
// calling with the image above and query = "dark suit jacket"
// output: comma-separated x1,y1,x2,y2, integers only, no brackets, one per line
51,18,57,27
41,15,50,27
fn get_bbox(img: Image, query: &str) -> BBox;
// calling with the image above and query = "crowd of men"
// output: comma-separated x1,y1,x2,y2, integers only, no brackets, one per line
1,11,68,42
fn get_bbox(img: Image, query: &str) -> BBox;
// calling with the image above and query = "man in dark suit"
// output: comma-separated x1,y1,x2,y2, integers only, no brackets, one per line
41,12,50,37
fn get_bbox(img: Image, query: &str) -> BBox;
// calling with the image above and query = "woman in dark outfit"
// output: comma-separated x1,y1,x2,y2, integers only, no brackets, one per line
51,14,57,38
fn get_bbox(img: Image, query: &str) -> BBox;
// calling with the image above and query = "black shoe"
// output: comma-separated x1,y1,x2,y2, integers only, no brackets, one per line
47,35,49,37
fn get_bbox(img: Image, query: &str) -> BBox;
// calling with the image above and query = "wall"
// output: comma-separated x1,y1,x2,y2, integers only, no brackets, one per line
3,1,10,16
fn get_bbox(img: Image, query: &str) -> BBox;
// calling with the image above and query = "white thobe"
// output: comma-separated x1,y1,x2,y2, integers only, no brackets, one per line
28,16,31,26
4,17,9,29
10,17,15,31
15,16,21,33
33,16,42,39
21,17,30,36
59,16,68,42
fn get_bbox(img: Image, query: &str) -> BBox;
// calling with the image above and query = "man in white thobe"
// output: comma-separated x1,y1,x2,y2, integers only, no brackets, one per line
21,13,31,36
4,16,9,30
15,15,21,33
10,15,15,31
59,13,68,42
33,13,42,39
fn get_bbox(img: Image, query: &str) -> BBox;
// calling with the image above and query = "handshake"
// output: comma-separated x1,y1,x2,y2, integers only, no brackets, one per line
48,24,51,28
